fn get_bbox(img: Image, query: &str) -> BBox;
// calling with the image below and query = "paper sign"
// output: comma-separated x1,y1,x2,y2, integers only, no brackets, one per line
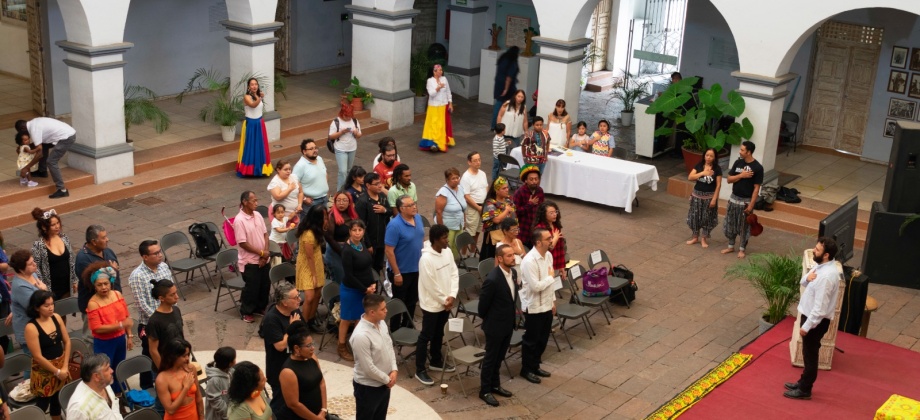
565,260,580,269
448,318,464,333
570,265,582,279
552,276,563,291
590,250,602,264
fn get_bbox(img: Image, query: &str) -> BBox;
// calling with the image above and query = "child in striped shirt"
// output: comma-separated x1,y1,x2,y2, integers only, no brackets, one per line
491,123,509,181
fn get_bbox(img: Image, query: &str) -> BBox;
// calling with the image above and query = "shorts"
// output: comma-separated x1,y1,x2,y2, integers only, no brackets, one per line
463,206,483,235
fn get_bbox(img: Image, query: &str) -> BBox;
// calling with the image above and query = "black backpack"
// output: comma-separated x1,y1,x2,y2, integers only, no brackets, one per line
188,223,221,258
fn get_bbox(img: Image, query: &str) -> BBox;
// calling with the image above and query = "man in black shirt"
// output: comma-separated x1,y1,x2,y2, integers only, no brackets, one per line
722,141,764,259
355,173,390,272
260,281,302,411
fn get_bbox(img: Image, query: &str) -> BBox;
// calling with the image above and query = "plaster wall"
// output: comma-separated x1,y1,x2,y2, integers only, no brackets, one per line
0,20,29,78
290,0,353,73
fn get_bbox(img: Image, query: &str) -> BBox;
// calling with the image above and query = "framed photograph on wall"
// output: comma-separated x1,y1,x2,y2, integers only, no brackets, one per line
910,48,920,72
909,73,920,99
888,70,908,94
883,118,898,138
888,98,917,120
891,46,908,69
505,15,530,50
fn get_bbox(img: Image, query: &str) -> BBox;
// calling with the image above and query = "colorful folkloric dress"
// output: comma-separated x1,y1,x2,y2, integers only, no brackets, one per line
419,76,455,152
237,99,273,177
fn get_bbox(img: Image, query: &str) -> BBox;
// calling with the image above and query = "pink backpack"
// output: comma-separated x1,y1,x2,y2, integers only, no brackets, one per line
582,267,611,297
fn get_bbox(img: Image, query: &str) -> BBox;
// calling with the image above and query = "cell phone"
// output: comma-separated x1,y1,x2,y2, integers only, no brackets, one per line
474,351,486,357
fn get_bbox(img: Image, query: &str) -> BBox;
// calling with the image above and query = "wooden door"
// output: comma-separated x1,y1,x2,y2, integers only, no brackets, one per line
26,0,46,116
274,0,290,72
590,0,612,73
803,21,881,153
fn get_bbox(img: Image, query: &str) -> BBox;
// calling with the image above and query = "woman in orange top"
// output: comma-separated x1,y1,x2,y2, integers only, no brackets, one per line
156,338,204,420
85,263,133,396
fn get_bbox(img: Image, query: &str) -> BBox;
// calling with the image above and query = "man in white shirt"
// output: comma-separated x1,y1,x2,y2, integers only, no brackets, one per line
460,152,489,251
784,237,841,400
519,227,557,384
414,225,459,386
351,294,398,420
15,117,77,199
66,353,123,420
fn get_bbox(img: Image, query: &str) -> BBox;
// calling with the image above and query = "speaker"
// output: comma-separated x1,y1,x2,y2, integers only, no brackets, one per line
883,123,920,213
861,201,920,290
838,265,868,335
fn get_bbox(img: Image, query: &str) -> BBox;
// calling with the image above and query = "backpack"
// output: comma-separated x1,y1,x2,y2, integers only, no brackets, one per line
327,118,359,153
609,264,638,305
582,267,611,297
188,223,221,258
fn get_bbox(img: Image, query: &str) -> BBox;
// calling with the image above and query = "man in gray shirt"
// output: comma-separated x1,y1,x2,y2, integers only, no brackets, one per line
350,294,397,420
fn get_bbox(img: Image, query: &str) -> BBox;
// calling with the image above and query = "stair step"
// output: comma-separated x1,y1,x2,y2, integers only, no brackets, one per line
587,71,613,84
584,83,614,93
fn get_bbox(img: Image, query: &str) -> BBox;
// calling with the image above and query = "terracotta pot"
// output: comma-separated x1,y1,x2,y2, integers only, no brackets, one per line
681,146,729,174
351,97,364,111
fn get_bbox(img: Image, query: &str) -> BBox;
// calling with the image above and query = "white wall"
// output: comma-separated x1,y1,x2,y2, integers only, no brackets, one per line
0,20,29,78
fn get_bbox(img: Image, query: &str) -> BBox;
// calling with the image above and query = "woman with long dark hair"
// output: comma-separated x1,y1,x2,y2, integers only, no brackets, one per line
419,64,455,152
227,361,272,420
480,177,516,261
533,201,567,279
686,148,722,248
325,191,358,287
339,219,375,361
205,347,236,420
30,207,77,299
547,99,571,149
492,46,521,130
155,338,203,420
496,89,528,146
24,289,71,420
237,77,272,177
274,322,327,420
296,204,327,331
344,165,367,204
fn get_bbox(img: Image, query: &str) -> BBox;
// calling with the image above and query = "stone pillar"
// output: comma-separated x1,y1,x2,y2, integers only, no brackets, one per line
346,2,419,129
55,0,133,184
533,37,592,123
223,0,282,142
445,1,489,99
720,72,796,198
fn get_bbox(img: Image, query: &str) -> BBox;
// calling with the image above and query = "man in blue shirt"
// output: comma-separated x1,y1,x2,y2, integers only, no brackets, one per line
74,225,122,339
292,139,329,218
384,195,424,331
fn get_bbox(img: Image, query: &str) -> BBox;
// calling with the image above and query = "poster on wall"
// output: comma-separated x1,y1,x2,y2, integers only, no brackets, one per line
888,70,908,94
909,73,920,99
883,118,898,138
891,46,908,69
505,15,530,49
888,98,917,120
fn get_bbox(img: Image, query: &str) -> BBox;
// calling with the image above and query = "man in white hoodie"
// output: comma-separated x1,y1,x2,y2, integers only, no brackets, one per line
414,224,460,385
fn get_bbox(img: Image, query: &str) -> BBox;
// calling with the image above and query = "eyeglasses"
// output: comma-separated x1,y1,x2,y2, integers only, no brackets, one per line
401,203,417,208
286,294,301,301
146,250,163,256
300,342,315,349
335,198,350,203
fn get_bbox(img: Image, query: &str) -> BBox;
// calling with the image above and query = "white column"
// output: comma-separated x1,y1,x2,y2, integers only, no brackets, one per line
345,3,419,129
533,37,592,123
445,1,489,99
55,0,134,184
223,0,281,142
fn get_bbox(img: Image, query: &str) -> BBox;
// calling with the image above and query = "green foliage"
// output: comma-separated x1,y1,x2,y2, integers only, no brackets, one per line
646,76,754,152
275,72,287,100
332,77,375,105
609,70,651,112
410,49,435,97
725,251,803,324
177,68,268,127
123,84,170,139
901,214,920,236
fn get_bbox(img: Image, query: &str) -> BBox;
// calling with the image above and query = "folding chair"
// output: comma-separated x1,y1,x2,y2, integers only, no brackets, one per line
269,262,295,292
587,250,632,308
124,408,161,420
213,249,246,317
71,338,92,358
0,353,37,410
116,355,156,410
204,221,229,273
59,379,80,418
566,265,612,325
255,205,269,218
420,215,431,228
384,298,420,378
552,276,594,349
439,317,485,397
477,258,495,282
318,282,340,352
0,323,17,356
54,296,84,341
453,232,480,273
10,406,44,420
454,273,480,321
497,154,523,191
161,231,214,300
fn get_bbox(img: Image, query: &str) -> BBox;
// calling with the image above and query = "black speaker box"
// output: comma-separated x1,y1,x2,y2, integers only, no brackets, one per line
883,123,920,213
838,266,868,335
861,201,920,290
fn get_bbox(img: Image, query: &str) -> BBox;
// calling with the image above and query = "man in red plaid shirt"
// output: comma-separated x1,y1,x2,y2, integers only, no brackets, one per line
512,164,544,248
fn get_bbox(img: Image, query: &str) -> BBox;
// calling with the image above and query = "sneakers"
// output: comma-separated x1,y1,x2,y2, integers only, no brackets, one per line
19,178,27,185
26,181,38,188
427,363,456,373
49,189,69,199
242,315,255,323
415,370,434,386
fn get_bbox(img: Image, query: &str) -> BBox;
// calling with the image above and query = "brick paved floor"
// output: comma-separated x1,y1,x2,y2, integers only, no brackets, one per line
5,96,918,419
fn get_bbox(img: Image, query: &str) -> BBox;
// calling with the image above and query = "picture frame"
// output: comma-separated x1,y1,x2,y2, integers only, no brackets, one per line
883,118,898,138
909,73,920,99
910,48,920,72
891,46,908,69
504,15,530,50
888,70,908,94
888,98,917,120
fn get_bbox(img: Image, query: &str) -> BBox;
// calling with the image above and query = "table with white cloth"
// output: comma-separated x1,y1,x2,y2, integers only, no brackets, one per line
509,147,659,213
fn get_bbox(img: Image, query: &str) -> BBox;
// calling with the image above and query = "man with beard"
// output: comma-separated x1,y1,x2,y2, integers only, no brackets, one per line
356,173,390,272
386,164,417,216
478,244,518,407
66,353,123,419
293,139,329,218
722,141,763,259
512,165,544,248
784,237,841,400
374,144,400,190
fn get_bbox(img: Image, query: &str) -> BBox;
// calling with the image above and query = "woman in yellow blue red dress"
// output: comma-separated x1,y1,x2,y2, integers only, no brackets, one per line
238,78,273,177
419,64,455,152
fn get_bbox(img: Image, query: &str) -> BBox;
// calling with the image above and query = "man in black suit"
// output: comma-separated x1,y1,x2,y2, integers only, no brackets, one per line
478,244,519,407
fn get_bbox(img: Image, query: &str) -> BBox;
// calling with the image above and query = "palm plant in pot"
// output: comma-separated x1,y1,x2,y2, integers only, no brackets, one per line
177,68,267,142
124,84,170,143
609,70,651,127
410,48,436,114
645,76,754,173
725,251,802,334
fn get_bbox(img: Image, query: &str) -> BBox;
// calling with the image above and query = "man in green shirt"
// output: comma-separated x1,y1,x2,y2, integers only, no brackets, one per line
387,163,417,216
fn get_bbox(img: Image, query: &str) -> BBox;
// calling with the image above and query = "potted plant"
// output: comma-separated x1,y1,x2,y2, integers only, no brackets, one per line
645,76,754,172
177,68,267,142
331,76,374,111
609,70,651,127
410,48,435,114
725,251,802,334
124,84,170,143
275,71,288,103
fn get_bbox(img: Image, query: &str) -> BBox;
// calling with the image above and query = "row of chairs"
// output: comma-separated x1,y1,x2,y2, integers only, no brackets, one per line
9,406,157,420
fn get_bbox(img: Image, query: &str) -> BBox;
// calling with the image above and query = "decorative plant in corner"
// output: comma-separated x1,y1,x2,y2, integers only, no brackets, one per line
275,71,288,101
645,76,754,172
609,70,651,127
410,48,435,114
725,251,802,330
177,68,267,142
330,76,374,111
124,84,170,143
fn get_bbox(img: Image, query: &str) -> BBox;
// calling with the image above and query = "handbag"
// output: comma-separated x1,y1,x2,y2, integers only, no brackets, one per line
222,207,238,246
69,350,83,382
30,355,67,397
610,264,638,305
582,267,611,297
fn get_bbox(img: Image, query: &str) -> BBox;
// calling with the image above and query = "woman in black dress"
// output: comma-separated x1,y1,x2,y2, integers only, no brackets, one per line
686,148,722,248
275,322,327,420
24,289,72,419
339,220,376,361
30,208,77,299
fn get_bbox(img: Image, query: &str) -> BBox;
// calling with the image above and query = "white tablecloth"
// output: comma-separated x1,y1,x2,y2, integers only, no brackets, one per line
509,147,659,212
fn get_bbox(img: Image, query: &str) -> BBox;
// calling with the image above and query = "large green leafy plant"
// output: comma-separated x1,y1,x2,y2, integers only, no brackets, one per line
177,68,267,127
610,70,651,112
645,76,754,152
725,251,802,324
124,84,170,140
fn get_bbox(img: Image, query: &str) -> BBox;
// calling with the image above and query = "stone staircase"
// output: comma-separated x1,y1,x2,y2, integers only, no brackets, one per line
0,108,389,230
584,70,615,92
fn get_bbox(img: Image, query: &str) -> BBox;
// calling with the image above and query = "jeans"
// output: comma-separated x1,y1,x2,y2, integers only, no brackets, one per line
335,149,356,191
492,100,504,130
95,334,127,394
48,134,76,190
299,196,329,220
492,157,502,181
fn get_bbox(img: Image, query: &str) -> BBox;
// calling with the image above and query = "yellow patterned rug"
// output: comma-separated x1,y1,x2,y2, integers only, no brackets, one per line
647,352,753,420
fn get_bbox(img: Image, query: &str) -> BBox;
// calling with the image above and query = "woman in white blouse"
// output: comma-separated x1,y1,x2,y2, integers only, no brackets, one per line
418,64,455,152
